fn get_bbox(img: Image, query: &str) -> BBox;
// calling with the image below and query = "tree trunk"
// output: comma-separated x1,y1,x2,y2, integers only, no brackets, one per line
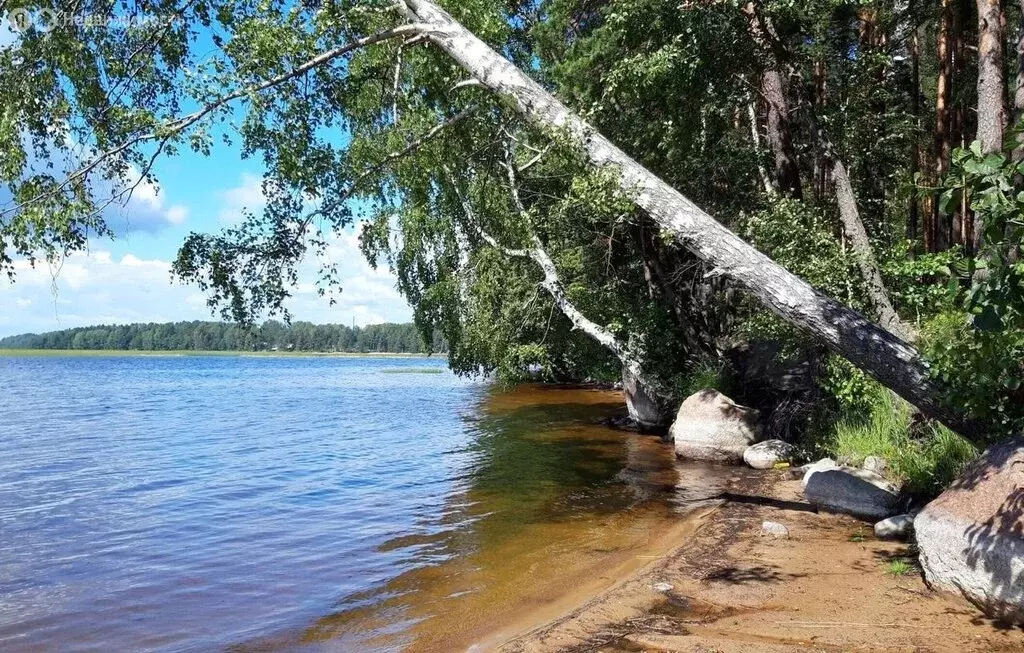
933,0,955,253
761,70,803,199
399,0,977,437
480,227,670,428
742,2,911,340
1013,0,1024,161
909,15,922,250
977,0,1006,155
747,101,775,194
812,58,829,200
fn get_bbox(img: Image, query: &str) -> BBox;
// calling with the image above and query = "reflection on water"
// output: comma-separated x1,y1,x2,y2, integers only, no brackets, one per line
245,385,732,652
0,357,738,652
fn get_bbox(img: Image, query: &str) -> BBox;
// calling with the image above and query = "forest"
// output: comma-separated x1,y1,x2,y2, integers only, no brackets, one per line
0,321,442,353
2,0,1024,490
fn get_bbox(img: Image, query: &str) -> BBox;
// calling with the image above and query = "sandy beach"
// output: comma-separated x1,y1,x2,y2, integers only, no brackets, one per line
494,469,1024,653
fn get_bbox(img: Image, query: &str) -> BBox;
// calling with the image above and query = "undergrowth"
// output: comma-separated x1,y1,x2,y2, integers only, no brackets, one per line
817,383,978,499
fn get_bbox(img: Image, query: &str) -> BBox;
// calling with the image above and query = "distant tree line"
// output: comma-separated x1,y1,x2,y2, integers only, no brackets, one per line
0,321,446,354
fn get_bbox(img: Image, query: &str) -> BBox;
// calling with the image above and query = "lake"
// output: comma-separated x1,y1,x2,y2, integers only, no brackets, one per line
0,354,728,651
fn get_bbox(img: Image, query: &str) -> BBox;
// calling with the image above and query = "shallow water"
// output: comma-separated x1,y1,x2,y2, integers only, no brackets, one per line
0,355,727,651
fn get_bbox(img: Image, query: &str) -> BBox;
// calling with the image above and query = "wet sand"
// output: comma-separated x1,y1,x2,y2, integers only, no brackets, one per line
496,470,1024,652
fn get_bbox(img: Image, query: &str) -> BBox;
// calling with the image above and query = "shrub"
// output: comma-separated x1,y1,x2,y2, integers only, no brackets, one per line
826,383,978,499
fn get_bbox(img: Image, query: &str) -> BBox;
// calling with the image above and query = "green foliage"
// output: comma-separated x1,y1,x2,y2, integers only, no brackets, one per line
940,141,1024,333
885,558,914,577
671,359,730,401
827,383,978,499
819,355,875,414
743,198,866,306
882,246,963,322
919,140,1024,433
920,310,1024,435
0,320,443,354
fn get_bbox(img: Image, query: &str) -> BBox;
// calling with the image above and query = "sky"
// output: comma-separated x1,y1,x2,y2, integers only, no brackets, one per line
0,17,413,338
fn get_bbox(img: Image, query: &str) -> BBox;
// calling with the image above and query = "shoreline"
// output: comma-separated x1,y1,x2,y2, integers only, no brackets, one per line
0,348,445,358
494,468,1024,652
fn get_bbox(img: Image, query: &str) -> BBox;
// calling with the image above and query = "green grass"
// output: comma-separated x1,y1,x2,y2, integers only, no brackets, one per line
827,385,978,499
673,360,730,398
885,558,914,577
0,348,440,358
848,528,868,543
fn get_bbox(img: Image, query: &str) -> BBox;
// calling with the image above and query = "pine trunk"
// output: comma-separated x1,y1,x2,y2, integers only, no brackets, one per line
932,0,954,253
977,0,1006,154
761,70,803,199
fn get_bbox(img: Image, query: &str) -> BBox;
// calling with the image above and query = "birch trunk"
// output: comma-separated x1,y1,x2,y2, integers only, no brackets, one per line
479,229,669,428
399,0,977,437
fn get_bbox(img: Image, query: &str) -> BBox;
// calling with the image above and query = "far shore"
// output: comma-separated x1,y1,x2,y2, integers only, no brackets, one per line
0,349,446,358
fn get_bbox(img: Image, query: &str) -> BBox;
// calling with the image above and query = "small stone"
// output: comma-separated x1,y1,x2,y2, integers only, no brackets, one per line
863,455,888,476
761,521,790,538
653,582,674,592
874,514,914,540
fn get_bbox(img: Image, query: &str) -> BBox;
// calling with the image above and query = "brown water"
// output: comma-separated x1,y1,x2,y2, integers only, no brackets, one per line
0,356,731,652
241,385,730,652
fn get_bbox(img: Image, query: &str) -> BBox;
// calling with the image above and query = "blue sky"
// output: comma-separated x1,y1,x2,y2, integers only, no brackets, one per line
0,19,413,338
0,142,413,338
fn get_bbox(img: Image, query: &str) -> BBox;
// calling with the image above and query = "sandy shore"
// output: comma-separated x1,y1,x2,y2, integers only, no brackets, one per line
495,469,1024,652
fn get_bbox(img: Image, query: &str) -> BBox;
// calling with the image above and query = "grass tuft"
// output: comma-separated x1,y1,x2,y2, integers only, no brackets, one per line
885,558,914,577
828,384,978,499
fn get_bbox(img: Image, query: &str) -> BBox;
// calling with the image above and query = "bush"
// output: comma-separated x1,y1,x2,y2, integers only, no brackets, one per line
826,383,978,499
921,310,1024,437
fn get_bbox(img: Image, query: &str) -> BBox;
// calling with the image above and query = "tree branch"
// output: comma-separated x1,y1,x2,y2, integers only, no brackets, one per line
3,23,428,219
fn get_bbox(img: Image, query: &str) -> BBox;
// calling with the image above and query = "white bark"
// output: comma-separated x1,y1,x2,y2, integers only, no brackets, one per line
448,151,670,427
747,101,775,195
399,0,975,436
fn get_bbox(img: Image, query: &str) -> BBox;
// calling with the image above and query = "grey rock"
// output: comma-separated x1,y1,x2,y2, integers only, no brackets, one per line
671,389,761,463
743,439,796,469
915,436,1024,625
761,521,790,539
874,514,914,540
801,458,838,488
803,467,901,520
863,455,889,476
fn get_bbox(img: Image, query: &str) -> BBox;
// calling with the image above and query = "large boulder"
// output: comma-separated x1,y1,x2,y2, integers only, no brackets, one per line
914,437,1024,625
803,466,901,520
670,389,761,463
743,439,796,469
800,458,838,487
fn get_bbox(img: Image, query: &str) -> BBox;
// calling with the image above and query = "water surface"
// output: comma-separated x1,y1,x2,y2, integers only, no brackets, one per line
0,355,724,651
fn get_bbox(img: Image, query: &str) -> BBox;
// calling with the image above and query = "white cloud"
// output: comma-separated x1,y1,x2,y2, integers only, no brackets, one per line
105,168,190,235
217,173,266,225
0,227,412,337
